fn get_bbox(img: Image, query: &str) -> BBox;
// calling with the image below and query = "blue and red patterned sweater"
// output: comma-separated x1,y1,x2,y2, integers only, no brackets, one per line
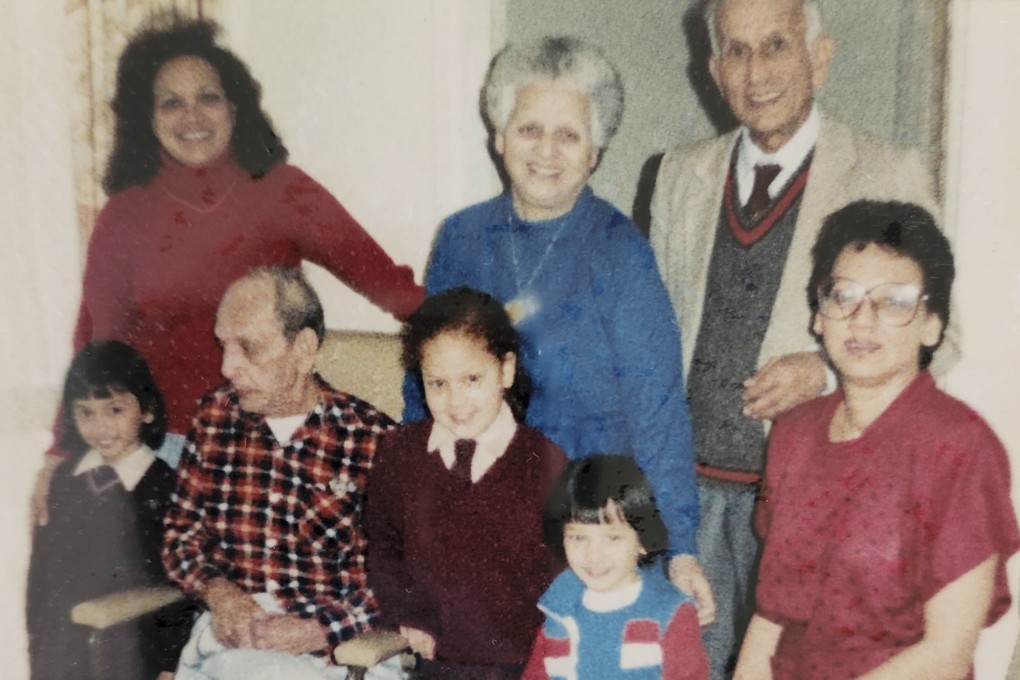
523,566,708,680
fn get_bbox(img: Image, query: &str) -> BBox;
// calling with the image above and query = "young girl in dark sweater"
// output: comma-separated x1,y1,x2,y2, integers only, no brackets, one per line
365,287,567,679
27,340,193,680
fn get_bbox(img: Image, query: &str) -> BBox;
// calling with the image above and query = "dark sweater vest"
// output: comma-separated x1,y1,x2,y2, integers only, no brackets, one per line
365,421,567,666
686,154,811,475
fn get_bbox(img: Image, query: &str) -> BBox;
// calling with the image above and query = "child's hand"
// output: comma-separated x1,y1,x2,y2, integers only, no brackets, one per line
399,625,437,660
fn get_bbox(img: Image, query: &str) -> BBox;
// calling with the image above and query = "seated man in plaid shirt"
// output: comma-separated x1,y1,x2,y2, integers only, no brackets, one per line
164,266,402,679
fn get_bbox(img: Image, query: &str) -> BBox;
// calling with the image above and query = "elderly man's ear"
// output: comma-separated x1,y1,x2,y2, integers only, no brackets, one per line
293,328,321,374
810,36,836,90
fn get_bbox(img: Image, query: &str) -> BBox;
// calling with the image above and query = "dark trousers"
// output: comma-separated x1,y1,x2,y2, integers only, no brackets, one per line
417,659,525,679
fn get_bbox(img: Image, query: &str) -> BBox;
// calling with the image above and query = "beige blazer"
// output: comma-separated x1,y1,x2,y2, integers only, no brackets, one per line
650,112,957,378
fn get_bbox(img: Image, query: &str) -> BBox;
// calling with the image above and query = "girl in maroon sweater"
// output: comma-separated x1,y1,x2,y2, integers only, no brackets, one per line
365,287,567,679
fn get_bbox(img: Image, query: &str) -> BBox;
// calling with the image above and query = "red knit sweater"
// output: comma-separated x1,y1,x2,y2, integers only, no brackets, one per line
365,420,567,666
70,153,423,435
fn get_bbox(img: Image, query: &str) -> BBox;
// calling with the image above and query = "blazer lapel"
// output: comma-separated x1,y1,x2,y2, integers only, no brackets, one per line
759,114,859,366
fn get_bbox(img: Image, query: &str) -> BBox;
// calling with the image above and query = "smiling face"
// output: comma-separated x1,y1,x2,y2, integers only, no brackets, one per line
72,391,151,464
215,277,316,417
495,79,599,221
709,0,833,153
152,55,235,168
814,244,943,391
420,330,515,440
563,503,645,594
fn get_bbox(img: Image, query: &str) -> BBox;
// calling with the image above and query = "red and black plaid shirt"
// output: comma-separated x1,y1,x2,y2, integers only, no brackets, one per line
163,376,394,650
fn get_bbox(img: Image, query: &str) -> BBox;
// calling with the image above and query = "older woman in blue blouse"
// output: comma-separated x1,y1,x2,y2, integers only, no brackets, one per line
403,36,714,619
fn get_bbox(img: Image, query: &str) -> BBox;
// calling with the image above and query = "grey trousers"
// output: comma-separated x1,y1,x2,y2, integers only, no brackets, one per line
696,477,762,680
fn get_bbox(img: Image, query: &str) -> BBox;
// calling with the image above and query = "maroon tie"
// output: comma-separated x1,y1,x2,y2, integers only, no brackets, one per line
744,163,782,222
451,439,476,483
86,464,121,496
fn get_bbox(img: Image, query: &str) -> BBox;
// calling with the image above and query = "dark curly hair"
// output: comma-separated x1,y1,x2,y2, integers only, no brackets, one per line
402,287,531,422
808,200,954,368
60,340,167,454
103,13,287,193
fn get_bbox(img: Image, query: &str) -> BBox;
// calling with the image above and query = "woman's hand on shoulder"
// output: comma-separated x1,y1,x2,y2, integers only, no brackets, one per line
29,454,62,529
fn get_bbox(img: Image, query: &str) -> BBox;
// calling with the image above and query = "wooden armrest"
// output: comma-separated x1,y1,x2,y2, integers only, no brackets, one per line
70,585,185,630
334,629,409,668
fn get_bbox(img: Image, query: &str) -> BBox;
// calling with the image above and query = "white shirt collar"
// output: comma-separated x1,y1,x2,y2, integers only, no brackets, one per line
582,576,643,613
427,402,517,483
74,445,156,492
736,104,820,204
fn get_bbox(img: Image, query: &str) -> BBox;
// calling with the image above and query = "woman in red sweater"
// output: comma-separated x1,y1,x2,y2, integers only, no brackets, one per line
32,16,423,523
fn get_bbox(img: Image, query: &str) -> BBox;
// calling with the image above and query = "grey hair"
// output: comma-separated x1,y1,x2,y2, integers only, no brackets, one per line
704,0,823,56
243,266,325,345
482,36,624,150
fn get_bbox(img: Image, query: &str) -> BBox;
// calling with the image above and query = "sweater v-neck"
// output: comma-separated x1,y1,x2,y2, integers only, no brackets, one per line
428,419,521,490
156,150,248,212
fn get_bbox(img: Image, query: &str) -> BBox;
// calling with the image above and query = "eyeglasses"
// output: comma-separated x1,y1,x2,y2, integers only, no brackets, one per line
816,277,928,327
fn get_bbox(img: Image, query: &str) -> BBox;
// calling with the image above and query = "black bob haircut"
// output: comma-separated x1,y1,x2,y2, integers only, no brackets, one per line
104,13,287,193
401,287,531,422
808,200,954,369
60,340,167,454
544,454,667,567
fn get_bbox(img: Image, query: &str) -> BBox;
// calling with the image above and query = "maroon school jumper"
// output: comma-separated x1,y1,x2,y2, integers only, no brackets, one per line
756,371,1019,679
71,151,423,435
365,420,567,667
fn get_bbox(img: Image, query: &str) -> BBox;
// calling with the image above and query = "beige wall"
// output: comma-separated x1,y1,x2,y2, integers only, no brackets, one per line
0,1,1017,676
945,2,1020,676
218,0,504,333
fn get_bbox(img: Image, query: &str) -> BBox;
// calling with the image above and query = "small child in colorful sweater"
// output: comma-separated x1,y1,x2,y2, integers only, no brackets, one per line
523,455,709,680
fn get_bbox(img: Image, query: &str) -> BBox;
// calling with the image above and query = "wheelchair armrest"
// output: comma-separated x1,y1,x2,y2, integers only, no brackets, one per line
70,585,185,630
333,629,409,668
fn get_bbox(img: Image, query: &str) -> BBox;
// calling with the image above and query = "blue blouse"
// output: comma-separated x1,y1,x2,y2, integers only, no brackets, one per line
403,187,698,553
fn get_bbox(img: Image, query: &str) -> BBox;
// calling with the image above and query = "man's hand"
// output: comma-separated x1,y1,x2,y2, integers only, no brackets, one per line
669,554,716,626
399,625,437,660
741,351,827,421
30,454,62,528
202,578,269,648
251,614,329,656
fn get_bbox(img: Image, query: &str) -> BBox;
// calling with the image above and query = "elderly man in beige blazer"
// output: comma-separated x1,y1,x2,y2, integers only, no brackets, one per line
650,0,954,677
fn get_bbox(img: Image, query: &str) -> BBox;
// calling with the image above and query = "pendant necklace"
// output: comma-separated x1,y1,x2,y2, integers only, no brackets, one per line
505,204,572,325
